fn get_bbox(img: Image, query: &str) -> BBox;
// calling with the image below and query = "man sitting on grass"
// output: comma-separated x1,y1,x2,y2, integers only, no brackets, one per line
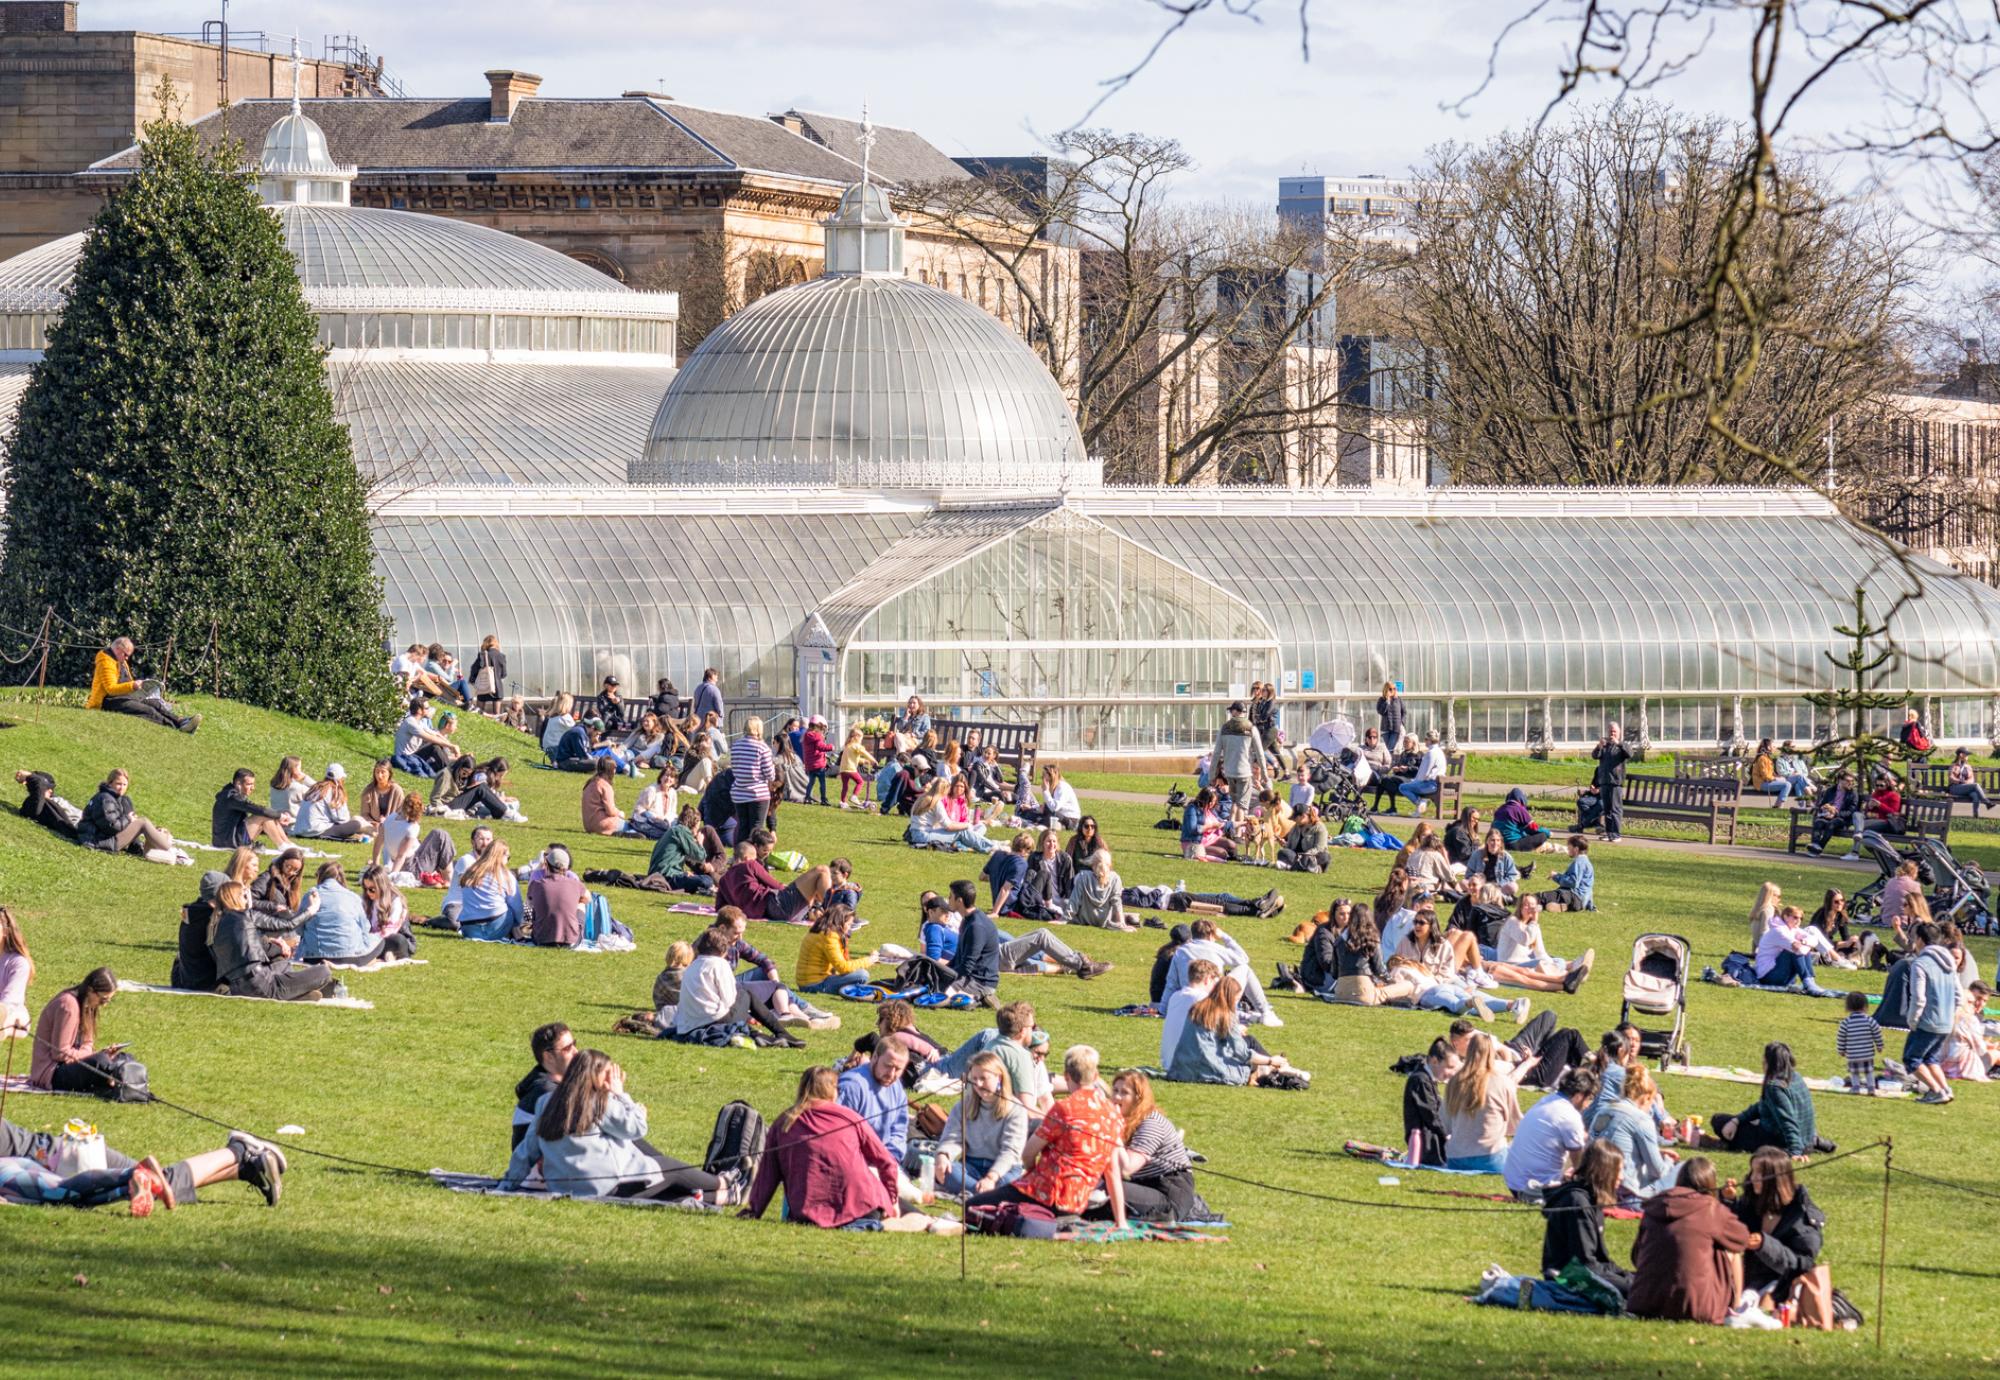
87,637,199,733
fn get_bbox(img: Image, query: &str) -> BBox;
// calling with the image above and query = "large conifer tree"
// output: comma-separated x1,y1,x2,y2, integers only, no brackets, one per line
0,109,396,731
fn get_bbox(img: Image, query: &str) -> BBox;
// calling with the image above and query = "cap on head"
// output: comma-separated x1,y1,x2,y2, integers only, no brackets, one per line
325,762,346,781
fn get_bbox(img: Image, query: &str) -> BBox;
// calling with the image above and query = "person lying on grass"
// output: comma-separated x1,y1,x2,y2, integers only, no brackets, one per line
741,1065,959,1232
2,1117,285,1211
503,1048,742,1204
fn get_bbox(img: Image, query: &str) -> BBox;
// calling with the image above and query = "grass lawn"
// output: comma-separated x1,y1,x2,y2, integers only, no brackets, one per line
0,693,1993,1378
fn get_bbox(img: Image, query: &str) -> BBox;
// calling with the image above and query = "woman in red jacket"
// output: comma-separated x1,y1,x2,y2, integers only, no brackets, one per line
741,1067,957,1233
1627,1157,1758,1325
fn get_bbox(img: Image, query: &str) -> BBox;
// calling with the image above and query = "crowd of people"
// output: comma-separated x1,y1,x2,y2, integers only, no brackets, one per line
5,636,1982,1341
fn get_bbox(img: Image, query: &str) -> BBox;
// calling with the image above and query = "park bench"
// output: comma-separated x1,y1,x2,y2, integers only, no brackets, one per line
1787,793,1953,855
1583,773,1741,845
1670,754,1746,785
935,717,1040,784
1910,763,2000,801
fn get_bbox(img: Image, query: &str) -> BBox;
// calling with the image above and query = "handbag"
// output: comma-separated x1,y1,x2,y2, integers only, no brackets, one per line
55,1120,107,1176
472,663,498,697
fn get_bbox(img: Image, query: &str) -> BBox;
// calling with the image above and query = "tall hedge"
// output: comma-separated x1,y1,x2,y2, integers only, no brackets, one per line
0,113,398,731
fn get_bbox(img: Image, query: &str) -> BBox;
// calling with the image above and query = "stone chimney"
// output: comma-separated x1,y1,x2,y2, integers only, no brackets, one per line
0,2,79,35
484,69,542,123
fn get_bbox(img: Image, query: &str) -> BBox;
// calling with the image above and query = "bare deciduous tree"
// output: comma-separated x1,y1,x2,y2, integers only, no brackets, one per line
911,131,1358,485
1371,104,1914,485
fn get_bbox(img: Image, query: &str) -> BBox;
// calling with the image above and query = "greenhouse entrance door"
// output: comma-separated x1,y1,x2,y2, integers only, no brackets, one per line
793,612,840,727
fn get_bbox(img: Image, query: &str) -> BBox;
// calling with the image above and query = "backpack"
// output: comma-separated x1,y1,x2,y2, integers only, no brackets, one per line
105,1052,151,1103
969,1200,1058,1237
703,1100,766,1181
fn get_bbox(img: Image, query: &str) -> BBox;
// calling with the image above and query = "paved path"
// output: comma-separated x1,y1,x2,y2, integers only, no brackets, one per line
1072,783,1883,872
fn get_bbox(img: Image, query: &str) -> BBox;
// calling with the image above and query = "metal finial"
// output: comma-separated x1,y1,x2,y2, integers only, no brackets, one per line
857,101,875,189
290,36,303,116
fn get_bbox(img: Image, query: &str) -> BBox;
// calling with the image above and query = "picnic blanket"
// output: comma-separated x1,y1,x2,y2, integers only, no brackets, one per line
115,979,373,1010
1055,1221,1229,1243
837,982,975,1009
1664,1063,1910,1096
1343,1142,1495,1176
458,934,636,953
428,1170,723,1211
320,956,428,973
667,902,718,916
0,1074,89,1096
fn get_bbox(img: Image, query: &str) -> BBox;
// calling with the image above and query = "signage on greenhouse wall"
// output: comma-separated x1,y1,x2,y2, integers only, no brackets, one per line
1283,671,1298,691
1300,669,1316,691
1174,682,1191,697
745,679,760,695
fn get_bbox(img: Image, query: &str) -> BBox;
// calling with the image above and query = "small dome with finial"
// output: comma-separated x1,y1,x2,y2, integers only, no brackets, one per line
258,39,357,206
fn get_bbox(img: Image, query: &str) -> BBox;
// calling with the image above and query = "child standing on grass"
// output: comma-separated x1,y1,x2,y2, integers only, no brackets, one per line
836,729,876,809
1288,763,1314,814
1837,990,1885,1094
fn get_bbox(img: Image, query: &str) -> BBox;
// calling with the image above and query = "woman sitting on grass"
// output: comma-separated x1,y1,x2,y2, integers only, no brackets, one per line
1627,1156,1760,1327
1441,1031,1524,1173
933,1050,1029,1197
1729,1146,1832,1327
76,768,184,865
29,967,129,1096
1389,910,1527,1023
1103,1070,1204,1222
359,864,417,961
453,841,522,941
905,781,997,853
503,1049,738,1203
1163,977,1307,1087
796,906,880,995
671,925,803,1048
1586,1063,1676,1204
1708,1042,1817,1158
291,764,373,842
741,1066,954,1231
1540,1139,1633,1291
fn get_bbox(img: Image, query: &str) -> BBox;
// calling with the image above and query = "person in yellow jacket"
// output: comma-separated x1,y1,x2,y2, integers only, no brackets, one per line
796,907,879,994
87,638,198,733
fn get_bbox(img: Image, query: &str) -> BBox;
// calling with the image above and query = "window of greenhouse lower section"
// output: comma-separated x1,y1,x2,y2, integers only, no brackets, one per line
824,506,1281,752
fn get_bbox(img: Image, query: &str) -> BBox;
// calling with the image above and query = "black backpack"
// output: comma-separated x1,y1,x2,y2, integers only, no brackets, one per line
704,1100,766,1180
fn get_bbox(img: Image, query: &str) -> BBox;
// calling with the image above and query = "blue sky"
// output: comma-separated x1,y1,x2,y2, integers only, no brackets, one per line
90,0,1787,206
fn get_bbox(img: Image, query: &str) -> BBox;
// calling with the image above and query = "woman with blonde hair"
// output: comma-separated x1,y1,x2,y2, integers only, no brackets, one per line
1748,881,1783,951
0,906,34,1037
455,840,520,940
470,634,507,715
539,692,576,757
836,726,876,808
1441,1031,1524,1173
934,1050,1030,1197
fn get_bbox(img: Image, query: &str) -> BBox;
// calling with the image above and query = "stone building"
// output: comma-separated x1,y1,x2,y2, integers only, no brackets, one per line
1841,393,2000,584
0,1,386,258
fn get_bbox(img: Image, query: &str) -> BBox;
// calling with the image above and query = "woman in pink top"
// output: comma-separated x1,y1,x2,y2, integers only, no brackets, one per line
29,966,123,1094
580,757,627,836
0,906,32,1037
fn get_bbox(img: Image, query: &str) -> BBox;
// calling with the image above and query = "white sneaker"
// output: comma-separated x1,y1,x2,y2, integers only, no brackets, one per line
1481,1262,1510,1287
1259,1010,1285,1028
1840,851,1860,861
1469,970,1499,990
1727,1305,1781,1330
1510,998,1531,1025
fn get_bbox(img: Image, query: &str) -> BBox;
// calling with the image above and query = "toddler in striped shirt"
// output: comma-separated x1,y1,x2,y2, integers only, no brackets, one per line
1836,989,1885,1094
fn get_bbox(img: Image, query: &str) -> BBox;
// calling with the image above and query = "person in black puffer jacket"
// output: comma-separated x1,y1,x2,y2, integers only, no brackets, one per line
1730,1146,1827,1308
1541,1140,1633,1293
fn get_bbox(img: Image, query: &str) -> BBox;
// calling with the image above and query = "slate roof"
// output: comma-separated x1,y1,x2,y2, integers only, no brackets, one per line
777,110,972,188
85,96,900,185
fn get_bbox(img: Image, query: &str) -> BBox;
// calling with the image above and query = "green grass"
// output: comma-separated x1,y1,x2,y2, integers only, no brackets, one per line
0,693,1994,1378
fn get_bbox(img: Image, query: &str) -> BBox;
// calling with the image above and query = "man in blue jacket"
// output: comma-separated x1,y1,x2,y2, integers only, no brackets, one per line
1903,921,1960,1105
947,880,1001,1005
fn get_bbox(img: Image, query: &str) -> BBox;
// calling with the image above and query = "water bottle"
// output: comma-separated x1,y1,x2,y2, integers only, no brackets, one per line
918,1153,936,1195
1177,879,1186,895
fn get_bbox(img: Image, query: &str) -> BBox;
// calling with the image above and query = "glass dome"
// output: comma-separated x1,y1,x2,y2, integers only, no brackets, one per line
257,110,357,206
634,274,1096,489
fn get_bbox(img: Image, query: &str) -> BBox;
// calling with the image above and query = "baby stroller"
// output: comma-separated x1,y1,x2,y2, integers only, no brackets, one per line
1156,783,1190,832
1848,830,1932,924
1619,934,1691,1070
1913,836,1995,934
1303,719,1368,820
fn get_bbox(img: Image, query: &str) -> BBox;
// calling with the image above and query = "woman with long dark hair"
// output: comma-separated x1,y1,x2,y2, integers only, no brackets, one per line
1712,1042,1818,1156
29,967,125,1095
501,1048,734,1202
1540,1139,1632,1289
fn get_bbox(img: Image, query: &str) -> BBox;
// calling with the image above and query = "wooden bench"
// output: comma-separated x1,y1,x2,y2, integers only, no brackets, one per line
1584,773,1741,844
1436,753,1465,817
1786,793,1953,855
1911,764,2000,799
1671,754,1746,784
935,717,1040,783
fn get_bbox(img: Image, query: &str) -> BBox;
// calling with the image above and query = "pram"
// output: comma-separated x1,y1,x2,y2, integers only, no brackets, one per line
1848,831,1993,933
1619,934,1692,1070
1156,783,1190,832
1302,719,1369,820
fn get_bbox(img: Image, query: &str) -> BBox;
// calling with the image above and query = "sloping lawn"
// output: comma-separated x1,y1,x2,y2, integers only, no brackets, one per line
0,694,1991,1378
